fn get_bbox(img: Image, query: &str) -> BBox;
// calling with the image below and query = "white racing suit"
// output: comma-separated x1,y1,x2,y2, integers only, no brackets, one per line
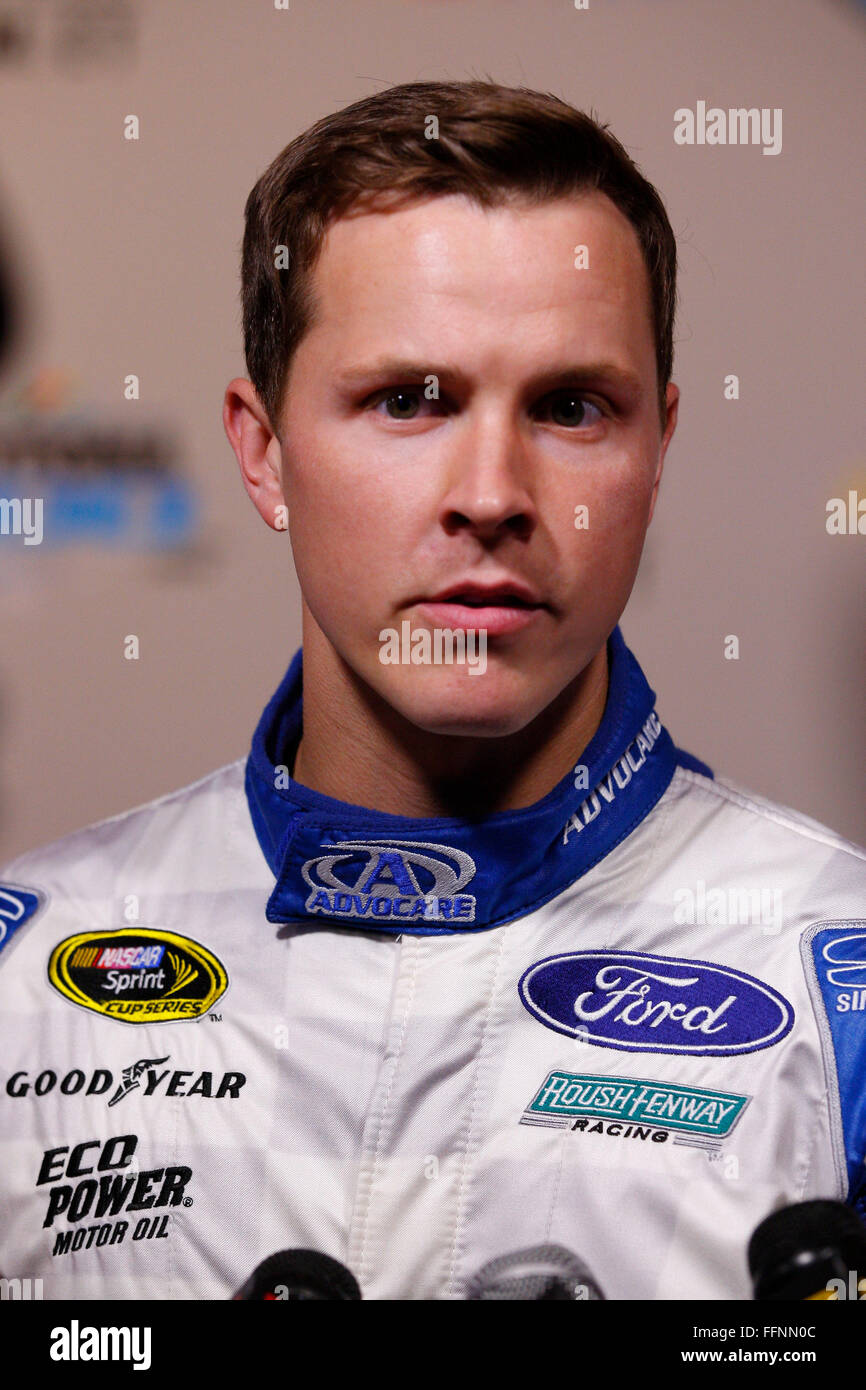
0,625,864,1300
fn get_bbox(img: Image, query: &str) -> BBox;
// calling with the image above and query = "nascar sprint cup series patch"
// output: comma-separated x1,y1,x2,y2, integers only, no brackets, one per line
47,929,228,1024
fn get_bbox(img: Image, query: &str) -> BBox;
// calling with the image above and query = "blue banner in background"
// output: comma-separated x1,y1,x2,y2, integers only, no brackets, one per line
0,421,197,551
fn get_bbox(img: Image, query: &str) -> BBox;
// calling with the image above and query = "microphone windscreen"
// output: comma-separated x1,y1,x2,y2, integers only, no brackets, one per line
465,1243,604,1300
234,1248,362,1300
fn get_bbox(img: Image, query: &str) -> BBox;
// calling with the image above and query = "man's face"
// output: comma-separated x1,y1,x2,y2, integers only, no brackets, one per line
277,190,678,736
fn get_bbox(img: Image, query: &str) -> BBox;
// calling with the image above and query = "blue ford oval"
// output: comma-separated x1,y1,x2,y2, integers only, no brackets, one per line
518,950,794,1056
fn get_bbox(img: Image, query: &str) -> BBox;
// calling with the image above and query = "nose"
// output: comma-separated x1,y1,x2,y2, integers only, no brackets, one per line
438,408,538,543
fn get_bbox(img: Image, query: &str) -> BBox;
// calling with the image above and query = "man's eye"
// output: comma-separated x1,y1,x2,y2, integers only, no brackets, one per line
369,387,604,426
538,392,604,428
373,389,427,420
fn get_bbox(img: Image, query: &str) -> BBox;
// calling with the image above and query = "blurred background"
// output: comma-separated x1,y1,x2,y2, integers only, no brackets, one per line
0,0,863,862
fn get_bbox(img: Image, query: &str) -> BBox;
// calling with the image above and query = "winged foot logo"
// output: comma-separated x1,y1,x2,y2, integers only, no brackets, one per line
519,950,794,1056
302,838,477,923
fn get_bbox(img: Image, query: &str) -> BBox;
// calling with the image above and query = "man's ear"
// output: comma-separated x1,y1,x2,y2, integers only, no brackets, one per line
647,381,679,525
222,378,286,531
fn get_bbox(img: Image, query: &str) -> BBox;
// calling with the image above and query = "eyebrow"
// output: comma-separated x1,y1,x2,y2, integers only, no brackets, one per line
335,357,644,400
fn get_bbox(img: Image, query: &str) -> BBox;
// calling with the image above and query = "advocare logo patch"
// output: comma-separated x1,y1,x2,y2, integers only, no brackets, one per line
48,929,228,1024
519,950,794,1056
302,838,477,924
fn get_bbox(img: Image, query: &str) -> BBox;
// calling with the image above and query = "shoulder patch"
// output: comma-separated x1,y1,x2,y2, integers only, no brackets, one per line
801,920,866,1202
0,884,46,960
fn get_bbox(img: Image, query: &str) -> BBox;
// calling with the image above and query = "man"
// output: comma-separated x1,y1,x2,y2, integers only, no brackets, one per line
0,80,863,1301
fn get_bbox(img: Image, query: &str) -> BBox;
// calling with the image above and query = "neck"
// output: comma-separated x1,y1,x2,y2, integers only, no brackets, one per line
291,616,609,819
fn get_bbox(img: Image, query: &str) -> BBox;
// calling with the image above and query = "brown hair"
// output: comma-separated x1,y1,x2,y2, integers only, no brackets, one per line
241,80,677,434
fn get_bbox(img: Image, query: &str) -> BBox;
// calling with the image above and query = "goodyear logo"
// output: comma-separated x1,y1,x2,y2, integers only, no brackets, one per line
522,1071,749,1138
48,929,228,1025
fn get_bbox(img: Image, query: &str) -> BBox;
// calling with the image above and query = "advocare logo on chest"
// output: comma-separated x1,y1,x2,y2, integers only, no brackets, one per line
519,950,794,1056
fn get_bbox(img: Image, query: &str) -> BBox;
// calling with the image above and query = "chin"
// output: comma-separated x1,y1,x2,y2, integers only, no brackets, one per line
384,669,546,740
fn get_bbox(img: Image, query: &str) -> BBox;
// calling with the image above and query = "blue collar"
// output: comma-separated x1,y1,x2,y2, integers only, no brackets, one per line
244,627,711,936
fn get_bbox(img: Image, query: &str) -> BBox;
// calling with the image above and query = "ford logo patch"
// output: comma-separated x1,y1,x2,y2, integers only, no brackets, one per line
519,950,794,1056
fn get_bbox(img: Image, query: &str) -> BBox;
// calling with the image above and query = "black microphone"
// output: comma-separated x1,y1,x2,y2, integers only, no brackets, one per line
748,1199,866,1300
233,1249,362,1300
464,1243,605,1300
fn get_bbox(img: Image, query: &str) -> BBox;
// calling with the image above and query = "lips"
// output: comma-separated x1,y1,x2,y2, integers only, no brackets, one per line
415,580,547,636
426,581,543,608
